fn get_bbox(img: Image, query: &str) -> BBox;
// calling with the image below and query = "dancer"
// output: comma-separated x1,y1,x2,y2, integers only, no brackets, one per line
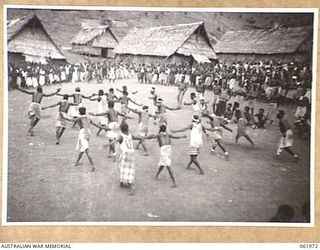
116,85,138,95
88,89,108,136
42,94,80,144
172,115,208,175
212,79,221,114
57,87,95,127
16,86,61,136
276,110,299,160
202,113,232,160
143,124,187,187
199,97,210,116
155,97,180,126
149,87,159,124
107,88,119,102
177,76,188,108
118,91,142,118
61,107,106,172
184,92,201,115
234,109,255,147
89,101,129,160
266,102,278,125
195,80,205,99
127,105,156,155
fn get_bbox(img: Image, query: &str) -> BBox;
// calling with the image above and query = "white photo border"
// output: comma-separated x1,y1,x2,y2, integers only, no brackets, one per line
2,5,318,227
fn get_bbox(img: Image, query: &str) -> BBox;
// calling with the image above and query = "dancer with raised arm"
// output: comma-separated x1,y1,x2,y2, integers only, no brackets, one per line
61,107,107,172
16,86,61,136
171,115,209,175
202,112,232,160
57,87,95,127
89,101,128,160
155,97,180,126
143,124,187,187
127,105,156,155
42,94,80,144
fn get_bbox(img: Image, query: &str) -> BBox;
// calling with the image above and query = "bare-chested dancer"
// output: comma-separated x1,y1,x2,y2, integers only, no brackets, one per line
118,91,142,118
89,101,129,160
177,76,188,108
57,87,95,127
143,124,187,187
16,86,61,136
42,94,80,144
61,107,107,172
116,85,138,95
127,105,156,155
155,97,180,126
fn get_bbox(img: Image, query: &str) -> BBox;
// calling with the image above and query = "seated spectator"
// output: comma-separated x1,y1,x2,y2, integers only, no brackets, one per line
252,108,267,129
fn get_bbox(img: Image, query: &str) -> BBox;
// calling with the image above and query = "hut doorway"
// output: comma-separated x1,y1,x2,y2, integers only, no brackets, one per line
101,48,108,58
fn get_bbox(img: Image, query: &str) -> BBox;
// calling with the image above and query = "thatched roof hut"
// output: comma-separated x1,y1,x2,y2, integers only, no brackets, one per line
214,26,313,64
114,22,217,64
7,13,66,64
71,25,119,58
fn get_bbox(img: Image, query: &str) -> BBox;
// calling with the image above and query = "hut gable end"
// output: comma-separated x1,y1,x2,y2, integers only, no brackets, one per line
177,27,217,59
114,22,217,59
71,26,118,48
92,29,118,48
7,13,65,60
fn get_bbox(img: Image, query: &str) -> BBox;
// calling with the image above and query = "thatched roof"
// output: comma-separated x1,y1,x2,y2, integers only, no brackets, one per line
7,14,35,41
71,26,118,48
113,22,217,59
214,26,313,54
7,13,65,60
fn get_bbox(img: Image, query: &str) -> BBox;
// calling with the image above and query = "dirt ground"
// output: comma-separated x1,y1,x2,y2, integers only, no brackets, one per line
6,78,311,223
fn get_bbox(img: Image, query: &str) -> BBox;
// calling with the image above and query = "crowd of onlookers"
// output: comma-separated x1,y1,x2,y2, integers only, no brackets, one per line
137,60,312,104
8,59,312,136
7,60,136,89
9,60,311,103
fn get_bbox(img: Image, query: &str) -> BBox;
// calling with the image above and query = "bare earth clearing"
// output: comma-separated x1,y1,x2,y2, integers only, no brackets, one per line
6,79,310,223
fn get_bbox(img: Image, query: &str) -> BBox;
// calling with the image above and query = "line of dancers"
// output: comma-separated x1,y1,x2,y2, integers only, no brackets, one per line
16,83,300,195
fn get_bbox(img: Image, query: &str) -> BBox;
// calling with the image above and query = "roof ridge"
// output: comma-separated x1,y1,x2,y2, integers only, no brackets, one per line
223,25,313,33
134,21,204,30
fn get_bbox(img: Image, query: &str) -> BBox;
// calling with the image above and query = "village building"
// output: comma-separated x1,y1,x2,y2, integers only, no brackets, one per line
71,24,119,58
113,21,217,65
214,26,313,65
7,13,66,65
